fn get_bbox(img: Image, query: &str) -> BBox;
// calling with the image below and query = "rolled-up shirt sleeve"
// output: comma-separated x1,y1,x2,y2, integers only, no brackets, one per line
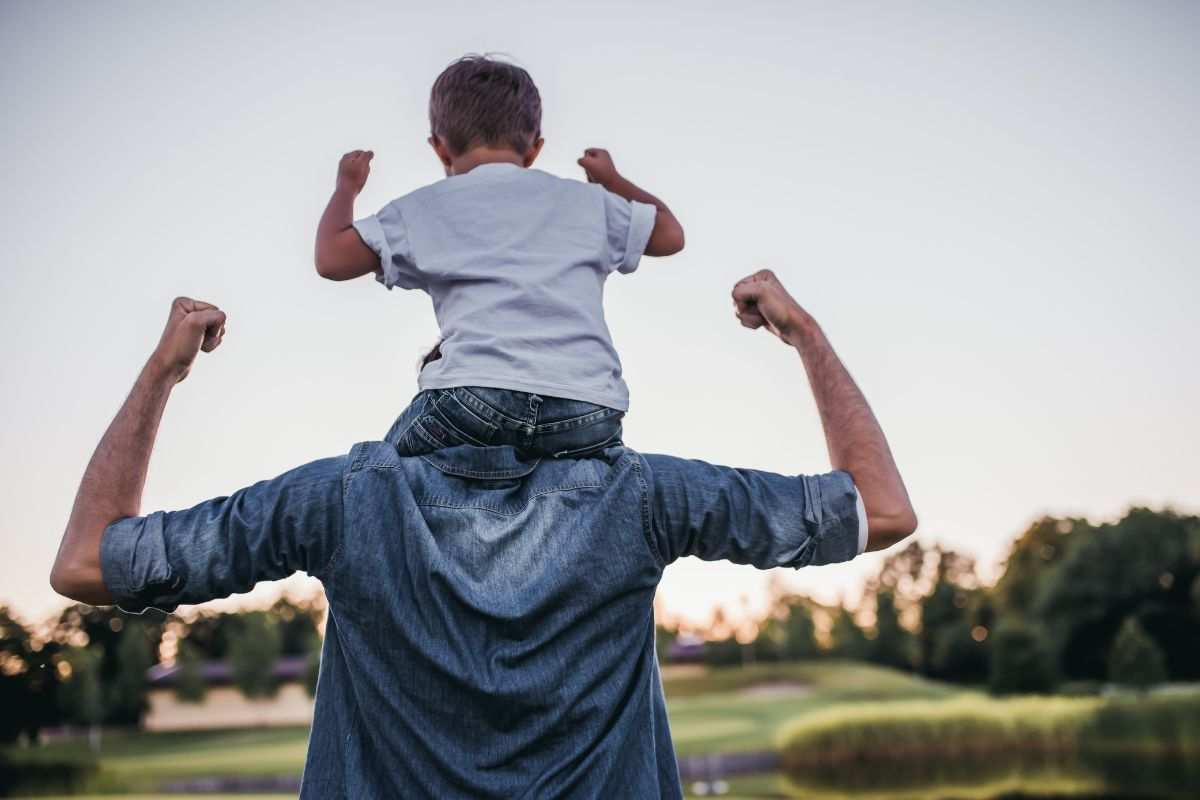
642,454,864,568
602,189,657,275
100,455,348,613
353,201,425,291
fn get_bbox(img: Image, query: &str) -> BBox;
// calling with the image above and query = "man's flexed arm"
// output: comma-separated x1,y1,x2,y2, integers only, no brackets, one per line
49,298,226,604
732,270,917,550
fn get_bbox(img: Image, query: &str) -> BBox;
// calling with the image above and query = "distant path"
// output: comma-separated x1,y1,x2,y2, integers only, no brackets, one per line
159,750,782,793
676,750,780,781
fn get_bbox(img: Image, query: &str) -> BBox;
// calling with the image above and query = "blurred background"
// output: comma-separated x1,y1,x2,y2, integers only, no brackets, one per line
2,1,1198,798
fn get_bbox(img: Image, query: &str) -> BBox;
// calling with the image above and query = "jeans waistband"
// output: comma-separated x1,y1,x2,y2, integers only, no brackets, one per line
446,387,621,435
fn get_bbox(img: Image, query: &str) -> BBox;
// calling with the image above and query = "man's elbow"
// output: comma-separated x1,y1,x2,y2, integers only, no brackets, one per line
49,560,85,602
49,562,69,598
865,506,919,552
50,563,112,606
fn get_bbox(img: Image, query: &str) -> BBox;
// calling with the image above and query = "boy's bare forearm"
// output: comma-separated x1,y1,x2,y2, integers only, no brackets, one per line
602,174,671,215
315,189,356,269
315,150,380,280
603,174,685,257
318,187,356,237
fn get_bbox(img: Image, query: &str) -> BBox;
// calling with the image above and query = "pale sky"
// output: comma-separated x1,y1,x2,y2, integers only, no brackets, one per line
2,1,1197,628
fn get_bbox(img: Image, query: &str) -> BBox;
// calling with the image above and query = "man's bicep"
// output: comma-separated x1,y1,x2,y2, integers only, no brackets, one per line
643,454,863,569
100,455,347,613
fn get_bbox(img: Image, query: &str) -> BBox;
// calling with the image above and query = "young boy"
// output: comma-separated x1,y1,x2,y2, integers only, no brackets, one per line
314,55,684,458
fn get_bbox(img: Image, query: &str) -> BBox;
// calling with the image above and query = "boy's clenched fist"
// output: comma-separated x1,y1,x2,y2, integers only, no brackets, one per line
577,148,619,186
338,150,374,195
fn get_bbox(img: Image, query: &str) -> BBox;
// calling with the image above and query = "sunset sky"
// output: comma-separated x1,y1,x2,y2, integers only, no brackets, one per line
2,1,1197,627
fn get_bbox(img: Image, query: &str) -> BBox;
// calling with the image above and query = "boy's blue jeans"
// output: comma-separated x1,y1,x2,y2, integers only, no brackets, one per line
385,386,624,459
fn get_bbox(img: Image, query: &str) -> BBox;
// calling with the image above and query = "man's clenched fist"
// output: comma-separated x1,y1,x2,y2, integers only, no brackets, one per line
731,270,813,346
150,297,227,383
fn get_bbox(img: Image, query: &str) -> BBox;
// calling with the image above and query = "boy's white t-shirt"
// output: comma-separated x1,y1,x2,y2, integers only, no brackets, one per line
354,163,656,412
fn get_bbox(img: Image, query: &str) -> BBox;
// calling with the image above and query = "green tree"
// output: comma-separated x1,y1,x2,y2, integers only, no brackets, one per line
988,621,1056,695
304,643,322,698
1108,616,1168,690
703,636,743,667
654,624,676,665
270,597,323,656
50,605,164,725
917,548,978,676
781,601,818,661
229,612,282,698
0,606,61,743
994,517,1079,617
58,647,104,750
866,591,912,671
828,605,868,660
752,617,784,662
174,639,207,703
107,621,152,724
930,618,990,684
1034,508,1200,682
177,611,238,659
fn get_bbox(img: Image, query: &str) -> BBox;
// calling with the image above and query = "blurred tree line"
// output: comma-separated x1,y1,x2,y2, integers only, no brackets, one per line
5,507,1197,745
0,596,323,745
658,508,1200,696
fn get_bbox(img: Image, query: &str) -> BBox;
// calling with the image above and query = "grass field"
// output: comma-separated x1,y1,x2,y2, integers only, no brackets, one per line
5,661,954,796
667,660,956,756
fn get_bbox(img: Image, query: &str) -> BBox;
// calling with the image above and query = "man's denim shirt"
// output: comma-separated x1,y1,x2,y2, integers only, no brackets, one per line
101,442,863,799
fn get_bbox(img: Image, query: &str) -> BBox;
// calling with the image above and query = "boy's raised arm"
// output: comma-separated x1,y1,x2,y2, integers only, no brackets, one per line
578,148,685,257
314,150,381,281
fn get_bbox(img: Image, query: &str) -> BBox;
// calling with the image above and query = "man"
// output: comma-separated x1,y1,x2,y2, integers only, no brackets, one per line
50,270,916,798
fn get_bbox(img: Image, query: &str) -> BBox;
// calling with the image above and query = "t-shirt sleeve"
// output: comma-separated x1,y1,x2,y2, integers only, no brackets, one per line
602,189,657,275
641,454,864,568
353,201,425,291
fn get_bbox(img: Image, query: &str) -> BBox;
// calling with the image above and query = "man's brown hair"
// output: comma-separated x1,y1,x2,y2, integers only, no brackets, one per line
429,54,542,156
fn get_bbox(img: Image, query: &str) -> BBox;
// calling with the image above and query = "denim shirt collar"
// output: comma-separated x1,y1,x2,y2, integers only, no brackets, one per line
417,444,542,480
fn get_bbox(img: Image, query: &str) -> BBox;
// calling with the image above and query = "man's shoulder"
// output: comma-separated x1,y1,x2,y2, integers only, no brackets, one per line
346,440,406,472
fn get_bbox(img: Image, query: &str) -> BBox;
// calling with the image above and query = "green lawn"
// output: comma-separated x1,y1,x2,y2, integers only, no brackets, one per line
5,661,955,795
668,660,959,756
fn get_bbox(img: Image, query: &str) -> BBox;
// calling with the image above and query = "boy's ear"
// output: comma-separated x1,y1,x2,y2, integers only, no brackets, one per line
523,137,545,167
428,135,454,173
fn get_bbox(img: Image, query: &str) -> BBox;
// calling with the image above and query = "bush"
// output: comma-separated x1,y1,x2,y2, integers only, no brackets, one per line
229,612,282,699
778,694,1098,770
930,619,989,684
174,639,207,703
777,687,1200,780
703,636,744,667
988,621,1057,695
1108,616,1168,689
0,753,96,796
1081,688,1200,754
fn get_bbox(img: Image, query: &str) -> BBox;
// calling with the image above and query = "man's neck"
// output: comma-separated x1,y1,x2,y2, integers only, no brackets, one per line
449,147,526,176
